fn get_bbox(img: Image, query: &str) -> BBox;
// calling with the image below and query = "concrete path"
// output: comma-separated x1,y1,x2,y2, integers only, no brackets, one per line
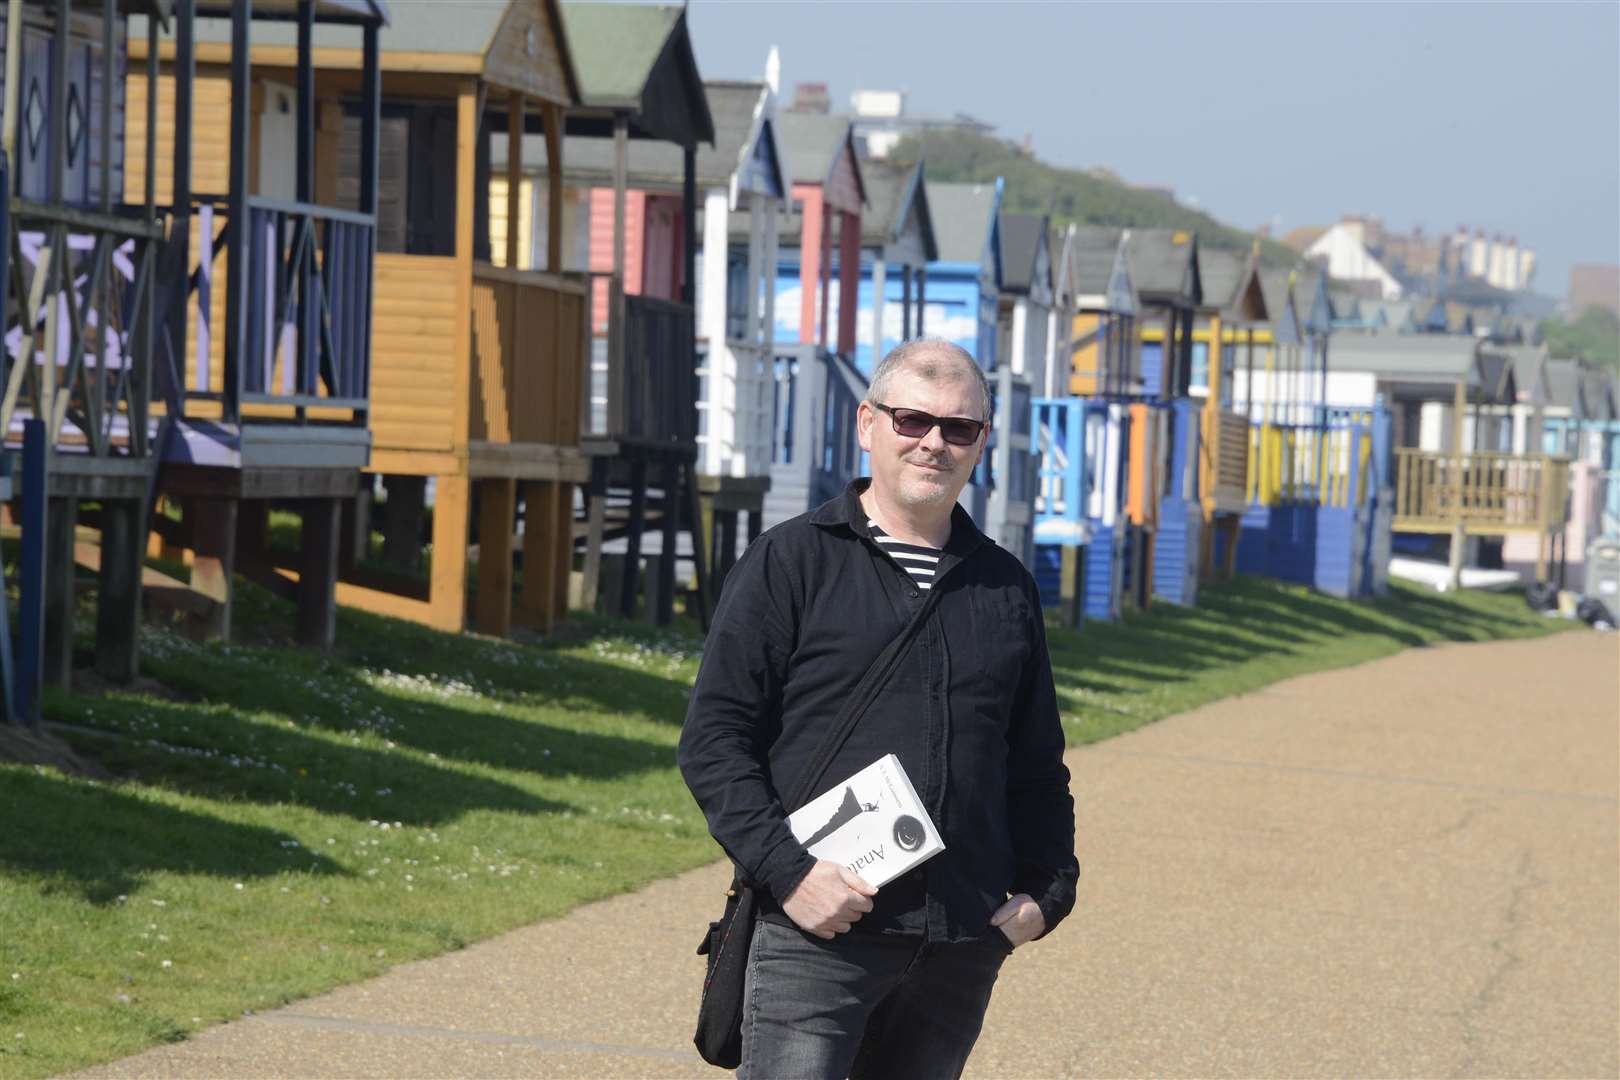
78,632,1619,1079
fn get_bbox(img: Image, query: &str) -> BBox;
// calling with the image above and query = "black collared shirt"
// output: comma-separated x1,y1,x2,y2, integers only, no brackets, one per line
678,480,1079,943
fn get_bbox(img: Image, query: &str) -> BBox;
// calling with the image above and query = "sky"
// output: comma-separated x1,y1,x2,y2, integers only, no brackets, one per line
687,1,1620,301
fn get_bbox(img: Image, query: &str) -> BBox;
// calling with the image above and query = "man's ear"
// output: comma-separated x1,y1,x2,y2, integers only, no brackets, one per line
856,400,876,453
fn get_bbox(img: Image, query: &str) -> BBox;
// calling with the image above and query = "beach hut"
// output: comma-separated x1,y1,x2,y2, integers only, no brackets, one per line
152,1,592,637
114,1,391,648
756,110,866,529
1524,360,1620,580
495,63,786,593
852,158,937,374
1031,225,1138,623
1329,333,1565,585
1,0,175,718
1190,247,1263,580
983,210,1049,565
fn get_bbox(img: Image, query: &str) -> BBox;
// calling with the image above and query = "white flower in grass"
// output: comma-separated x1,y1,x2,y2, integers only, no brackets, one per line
233,883,244,891
160,960,173,969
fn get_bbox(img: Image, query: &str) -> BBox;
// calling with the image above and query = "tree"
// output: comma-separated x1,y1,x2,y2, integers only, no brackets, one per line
1539,306,1620,372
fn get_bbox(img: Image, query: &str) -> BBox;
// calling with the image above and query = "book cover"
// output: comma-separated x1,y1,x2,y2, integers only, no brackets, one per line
786,754,944,888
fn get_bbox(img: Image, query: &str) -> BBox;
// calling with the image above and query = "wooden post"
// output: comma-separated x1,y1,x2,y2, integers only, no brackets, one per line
1452,379,1467,454
223,0,252,423
916,268,927,337
520,480,560,632
620,459,648,618
190,497,238,641
339,484,371,573
505,93,524,269
381,474,426,570
235,498,269,564
297,497,340,649
837,210,860,356
42,497,77,687
543,102,564,274
798,191,823,345
581,463,607,612
684,458,711,629
1447,521,1465,591
1059,544,1080,628
475,478,516,636
871,257,888,358
428,474,470,632
95,496,142,684
554,481,574,622
656,457,680,625
609,113,628,433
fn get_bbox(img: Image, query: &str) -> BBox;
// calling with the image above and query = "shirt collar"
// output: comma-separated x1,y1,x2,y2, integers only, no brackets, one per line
810,478,990,560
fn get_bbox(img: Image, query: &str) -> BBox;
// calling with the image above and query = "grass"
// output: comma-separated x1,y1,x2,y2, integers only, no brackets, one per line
0,574,1575,1077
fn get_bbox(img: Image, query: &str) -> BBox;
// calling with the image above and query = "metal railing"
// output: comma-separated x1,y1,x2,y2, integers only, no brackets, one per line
2,199,163,456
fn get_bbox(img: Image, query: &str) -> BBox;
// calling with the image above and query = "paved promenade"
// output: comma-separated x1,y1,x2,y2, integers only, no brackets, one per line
79,632,1619,1079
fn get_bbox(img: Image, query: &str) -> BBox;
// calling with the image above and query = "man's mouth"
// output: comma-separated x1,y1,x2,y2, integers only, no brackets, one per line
908,458,951,473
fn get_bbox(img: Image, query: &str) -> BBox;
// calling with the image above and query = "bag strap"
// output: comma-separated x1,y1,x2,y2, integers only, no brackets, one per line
783,584,944,813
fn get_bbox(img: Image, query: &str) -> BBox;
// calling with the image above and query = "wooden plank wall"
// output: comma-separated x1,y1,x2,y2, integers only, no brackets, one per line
371,254,459,454
468,272,586,446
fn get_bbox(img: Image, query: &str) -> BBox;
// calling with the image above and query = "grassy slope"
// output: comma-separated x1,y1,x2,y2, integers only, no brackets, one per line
892,130,1301,266
0,577,1574,1077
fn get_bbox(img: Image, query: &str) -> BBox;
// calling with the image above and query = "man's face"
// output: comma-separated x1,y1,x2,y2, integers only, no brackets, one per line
858,366,988,512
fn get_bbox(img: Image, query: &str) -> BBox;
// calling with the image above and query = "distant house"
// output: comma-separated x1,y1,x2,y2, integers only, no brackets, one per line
1302,221,1404,300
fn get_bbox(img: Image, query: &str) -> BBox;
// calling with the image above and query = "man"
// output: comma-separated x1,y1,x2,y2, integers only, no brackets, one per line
678,339,1078,1079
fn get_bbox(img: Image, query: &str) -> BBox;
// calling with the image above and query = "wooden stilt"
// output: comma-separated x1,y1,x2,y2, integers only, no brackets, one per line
381,474,426,571
191,496,239,641
43,496,78,687
95,497,145,683
581,462,607,612
1221,517,1241,580
1059,544,1081,628
236,499,269,563
474,478,516,636
554,481,574,623
297,497,341,649
656,457,680,624
428,474,470,632
340,484,371,573
520,480,559,633
683,458,709,629
621,459,648,618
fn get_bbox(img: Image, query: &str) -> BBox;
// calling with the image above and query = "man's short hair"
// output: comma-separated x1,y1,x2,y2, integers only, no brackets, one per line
866,338,992,423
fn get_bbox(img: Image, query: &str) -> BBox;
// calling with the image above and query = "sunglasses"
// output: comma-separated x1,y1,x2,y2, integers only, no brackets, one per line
873,403,987,447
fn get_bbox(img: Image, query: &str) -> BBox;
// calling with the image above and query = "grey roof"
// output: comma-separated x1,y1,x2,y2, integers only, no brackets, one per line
500,80,775,191
1546,360,1584,412
1328,334,1483,384
562,3,713,144
1259,269,1301,344
1068,227,1125,300
926,181,998,266
1503,345,1547,404
1582,367,1617,421
1199,248,1266,321
859,161,935,260
1477,349,1516,402
999,213,1046,295
1126,228,1200,306
776,112,858,188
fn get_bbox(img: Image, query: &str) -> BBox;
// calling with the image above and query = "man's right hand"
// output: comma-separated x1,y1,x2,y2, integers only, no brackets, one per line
782,859,877,939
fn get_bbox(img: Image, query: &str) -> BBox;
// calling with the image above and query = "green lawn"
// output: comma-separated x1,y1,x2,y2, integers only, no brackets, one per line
0,575,1573,1077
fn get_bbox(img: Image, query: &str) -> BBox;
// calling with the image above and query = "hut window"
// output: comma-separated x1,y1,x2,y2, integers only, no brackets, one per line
339,101,456,257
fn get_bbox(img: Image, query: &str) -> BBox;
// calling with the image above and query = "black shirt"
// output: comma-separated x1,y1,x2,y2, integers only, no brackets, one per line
677,480,1079,944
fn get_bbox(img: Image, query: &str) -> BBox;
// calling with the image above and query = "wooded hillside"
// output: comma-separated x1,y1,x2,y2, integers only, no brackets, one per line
891,130,1300,267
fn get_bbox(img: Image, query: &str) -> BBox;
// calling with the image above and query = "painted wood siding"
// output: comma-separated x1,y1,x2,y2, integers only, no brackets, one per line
587,186,644,331
370,254,460,453
469,267,587,446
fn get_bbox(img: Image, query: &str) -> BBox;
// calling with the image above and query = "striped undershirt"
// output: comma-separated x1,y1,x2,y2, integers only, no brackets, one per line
867,520,943,591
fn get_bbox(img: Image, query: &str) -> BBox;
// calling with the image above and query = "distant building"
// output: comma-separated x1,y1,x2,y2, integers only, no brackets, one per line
1569,264,1620,319
789,81,831,114
1298,218,1405,300
1286,213,1538,297
845,87,996,159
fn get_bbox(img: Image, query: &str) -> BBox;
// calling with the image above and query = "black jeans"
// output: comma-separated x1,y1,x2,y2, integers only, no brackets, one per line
740,920,1011,1080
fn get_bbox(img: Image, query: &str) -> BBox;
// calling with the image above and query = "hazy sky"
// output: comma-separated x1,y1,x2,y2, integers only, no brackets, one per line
687,1,1620,300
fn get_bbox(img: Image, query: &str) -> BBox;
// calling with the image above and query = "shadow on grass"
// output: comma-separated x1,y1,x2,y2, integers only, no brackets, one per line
0,767,348,904
1047,576,1552,695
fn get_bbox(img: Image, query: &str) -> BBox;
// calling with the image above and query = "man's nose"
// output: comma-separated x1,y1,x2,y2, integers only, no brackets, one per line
916,422,946,453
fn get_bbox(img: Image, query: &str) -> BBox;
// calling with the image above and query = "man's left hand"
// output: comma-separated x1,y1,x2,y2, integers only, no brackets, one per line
989,894,1045,949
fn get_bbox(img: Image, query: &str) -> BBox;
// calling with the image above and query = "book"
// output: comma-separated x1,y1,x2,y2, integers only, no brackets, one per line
786,754,944,889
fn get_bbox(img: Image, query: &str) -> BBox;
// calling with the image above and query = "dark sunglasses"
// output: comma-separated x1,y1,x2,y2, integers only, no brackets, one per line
873,403,987,447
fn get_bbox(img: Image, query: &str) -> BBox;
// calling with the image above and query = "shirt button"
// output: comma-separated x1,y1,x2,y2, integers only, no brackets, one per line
908,588,920,598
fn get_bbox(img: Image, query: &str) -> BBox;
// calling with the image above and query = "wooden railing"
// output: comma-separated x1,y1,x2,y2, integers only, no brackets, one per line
2,199,163,456
605,291,697,446
1392,450,1569,535
470,264,588,446
164,196,375,425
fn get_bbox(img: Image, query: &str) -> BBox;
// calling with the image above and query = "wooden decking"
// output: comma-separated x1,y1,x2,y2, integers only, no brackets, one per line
1392,449,1569,535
